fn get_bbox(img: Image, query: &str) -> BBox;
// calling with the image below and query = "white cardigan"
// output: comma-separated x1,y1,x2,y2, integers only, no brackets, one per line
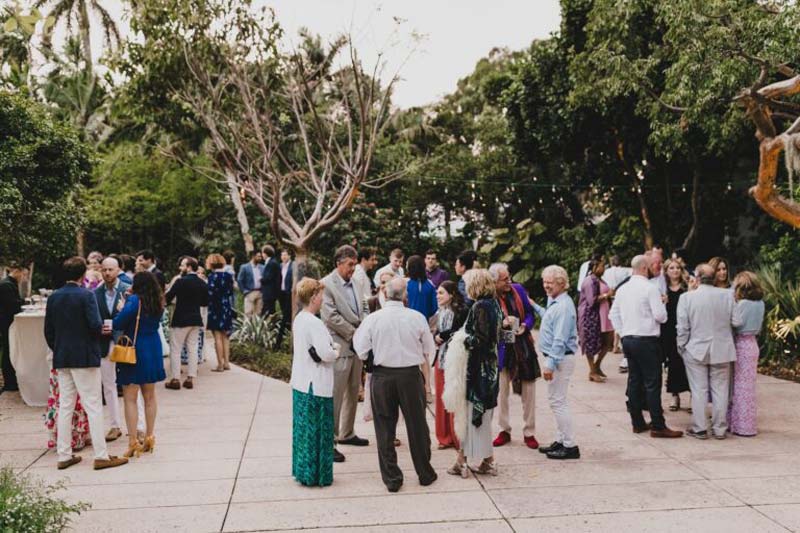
290,311,338,397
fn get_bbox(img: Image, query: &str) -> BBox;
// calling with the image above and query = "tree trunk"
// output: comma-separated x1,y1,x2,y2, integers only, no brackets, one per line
635,184,654,249
682,169,701,251
751,136,800,227
76,228,85,257
25,261,34,299
291,248,310,320
226,170,254,253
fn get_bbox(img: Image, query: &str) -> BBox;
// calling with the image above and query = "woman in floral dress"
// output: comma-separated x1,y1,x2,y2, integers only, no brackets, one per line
45,369,89,450
578,259,614,382
206,254,234,372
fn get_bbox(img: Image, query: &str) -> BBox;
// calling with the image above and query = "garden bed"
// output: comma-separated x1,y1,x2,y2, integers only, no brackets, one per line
230,342,293,383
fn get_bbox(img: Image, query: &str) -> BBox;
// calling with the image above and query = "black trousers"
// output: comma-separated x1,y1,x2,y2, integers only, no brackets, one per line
622,336,665,430
276,291,292,345
370,366,436,489
261,295,277,317
0,329,18,391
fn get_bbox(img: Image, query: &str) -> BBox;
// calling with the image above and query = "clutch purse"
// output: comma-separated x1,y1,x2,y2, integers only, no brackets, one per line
110,302,140,365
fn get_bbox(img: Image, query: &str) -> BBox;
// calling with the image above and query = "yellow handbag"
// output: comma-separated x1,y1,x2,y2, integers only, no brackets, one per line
110,302,140,364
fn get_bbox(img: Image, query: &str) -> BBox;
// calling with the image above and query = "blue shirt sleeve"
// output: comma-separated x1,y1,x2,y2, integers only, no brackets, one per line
544,304,571,371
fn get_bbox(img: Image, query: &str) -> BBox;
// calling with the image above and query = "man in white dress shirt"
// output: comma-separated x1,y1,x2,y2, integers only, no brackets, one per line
609,255,682,438
353,277,438,493
372,248,405,288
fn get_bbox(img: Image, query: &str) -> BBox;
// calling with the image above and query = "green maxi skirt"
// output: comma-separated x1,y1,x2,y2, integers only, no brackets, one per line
292,385,334,487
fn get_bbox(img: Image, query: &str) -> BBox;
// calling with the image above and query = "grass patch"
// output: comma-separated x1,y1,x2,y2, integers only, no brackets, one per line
230,341,293,382
0,465,90,532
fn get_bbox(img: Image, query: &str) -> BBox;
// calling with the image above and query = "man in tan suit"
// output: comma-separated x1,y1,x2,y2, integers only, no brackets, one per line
677,263,743,439
322,245,369,462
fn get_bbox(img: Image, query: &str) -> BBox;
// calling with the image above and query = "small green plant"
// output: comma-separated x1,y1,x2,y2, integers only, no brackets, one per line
231,313,283,350
757,264,800,366
0,465,90,532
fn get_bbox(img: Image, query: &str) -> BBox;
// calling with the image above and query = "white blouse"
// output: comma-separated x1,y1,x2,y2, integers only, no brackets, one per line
290,310,338,397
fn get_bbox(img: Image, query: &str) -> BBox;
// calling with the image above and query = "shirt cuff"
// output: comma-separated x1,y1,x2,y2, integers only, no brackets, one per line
544,357,556,371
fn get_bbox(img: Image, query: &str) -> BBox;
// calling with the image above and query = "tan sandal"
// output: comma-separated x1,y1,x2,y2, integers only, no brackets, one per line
124,441,144,458
470,459,498,476
447,461,469,478
142,435,156,454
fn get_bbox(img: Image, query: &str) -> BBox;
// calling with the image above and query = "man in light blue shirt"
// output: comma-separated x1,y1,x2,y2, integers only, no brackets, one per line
532,265,580,460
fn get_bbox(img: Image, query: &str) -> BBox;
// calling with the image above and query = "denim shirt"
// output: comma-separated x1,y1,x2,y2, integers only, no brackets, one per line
533,292,578,371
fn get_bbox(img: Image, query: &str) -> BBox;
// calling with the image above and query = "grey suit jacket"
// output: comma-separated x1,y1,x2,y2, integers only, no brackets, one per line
676,285,742,364
321,270,363,358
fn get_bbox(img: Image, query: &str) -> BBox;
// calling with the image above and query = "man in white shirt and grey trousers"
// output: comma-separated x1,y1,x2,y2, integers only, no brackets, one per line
354,277,438,493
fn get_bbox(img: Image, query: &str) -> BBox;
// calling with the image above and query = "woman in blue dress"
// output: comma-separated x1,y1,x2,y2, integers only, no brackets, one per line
114,271,167,458
206,253,234,372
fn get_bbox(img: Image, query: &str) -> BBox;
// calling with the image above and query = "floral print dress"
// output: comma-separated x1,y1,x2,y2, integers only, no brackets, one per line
45,369,89,449
207,270,234,335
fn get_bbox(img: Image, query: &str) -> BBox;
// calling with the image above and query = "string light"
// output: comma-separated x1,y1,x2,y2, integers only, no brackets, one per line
682,184,687,192
727,183,732,191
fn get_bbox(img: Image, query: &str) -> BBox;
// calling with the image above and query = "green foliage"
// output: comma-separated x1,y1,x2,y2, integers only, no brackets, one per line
756,264,800,365
230,340,292,382
0,465,90,532
231,313,283,351
0,91,90,264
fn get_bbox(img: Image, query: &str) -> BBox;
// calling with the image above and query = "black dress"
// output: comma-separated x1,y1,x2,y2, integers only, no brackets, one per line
662,287,690,394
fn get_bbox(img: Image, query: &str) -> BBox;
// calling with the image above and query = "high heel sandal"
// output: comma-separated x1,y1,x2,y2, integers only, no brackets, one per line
142,435,156,454
447,461,469,478
470,459,498,476
124,441,144,458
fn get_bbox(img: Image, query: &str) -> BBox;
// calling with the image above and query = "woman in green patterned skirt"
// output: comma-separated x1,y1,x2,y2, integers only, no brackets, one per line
291,277,339,486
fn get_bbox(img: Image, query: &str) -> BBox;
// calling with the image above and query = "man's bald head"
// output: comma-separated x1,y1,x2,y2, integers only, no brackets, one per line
385,276,407,302
696,263,715,285
101,256,121,285
631,255,650,276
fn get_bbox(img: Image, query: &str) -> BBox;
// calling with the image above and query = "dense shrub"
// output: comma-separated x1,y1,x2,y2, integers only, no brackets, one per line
0,466,89,532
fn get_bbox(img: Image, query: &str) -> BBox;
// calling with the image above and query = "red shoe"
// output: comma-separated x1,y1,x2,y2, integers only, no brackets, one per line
493,431,511,447
524,435,539,449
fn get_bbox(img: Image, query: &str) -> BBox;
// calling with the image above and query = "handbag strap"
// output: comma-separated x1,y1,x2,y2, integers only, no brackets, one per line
132,301,141,345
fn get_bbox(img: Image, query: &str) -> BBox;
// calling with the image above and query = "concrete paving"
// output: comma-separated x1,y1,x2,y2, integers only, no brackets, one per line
2,352,800,532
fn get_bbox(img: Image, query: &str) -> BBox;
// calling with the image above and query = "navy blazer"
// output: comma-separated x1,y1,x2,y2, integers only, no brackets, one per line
94,281,130,356
44,284,103,369
237,262,264,295
280,261,293,292
165,273,209,327
261,257,281,301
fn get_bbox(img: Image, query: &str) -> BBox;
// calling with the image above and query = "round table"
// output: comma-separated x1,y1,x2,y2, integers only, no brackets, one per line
8,310,50,407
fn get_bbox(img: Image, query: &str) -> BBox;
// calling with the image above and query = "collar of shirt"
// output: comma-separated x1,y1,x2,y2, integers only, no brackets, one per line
353,301,434,368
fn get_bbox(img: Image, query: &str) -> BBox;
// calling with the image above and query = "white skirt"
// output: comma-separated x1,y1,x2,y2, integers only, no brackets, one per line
462,402,493,461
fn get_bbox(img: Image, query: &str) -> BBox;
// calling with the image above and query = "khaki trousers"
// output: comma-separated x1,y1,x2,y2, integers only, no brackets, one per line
497,369,536,437
333,355,363,442
57,368,108,462
243,291,263,317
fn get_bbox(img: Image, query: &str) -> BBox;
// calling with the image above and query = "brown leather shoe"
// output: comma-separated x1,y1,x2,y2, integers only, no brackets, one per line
650,427,683,438
94,455,129,470
105,427,122,442
165,378,181,390
632,423,651,434
182,378,193,389
57,455,82,470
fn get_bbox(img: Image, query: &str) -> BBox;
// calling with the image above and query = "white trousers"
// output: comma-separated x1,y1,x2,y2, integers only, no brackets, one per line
169,326,200,380
547,354,576,448
498,369,536,437
685,358,731,436
57,368,108,462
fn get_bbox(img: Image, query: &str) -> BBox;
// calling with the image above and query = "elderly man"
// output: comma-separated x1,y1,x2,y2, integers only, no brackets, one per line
532,265,580,460
322,245,369,462
354,277,437,492
677,263,742,439
609,255,682,438
489,263,541,449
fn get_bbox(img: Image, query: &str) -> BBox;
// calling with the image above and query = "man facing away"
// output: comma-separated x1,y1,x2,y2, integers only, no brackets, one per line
260,245,281,317
165,257,209,390
237,250,264,317
677,263,742,439
373,248,405,288
354,277,438,493
45,256,128,471
490,263,541,450
609,255,683,439
424,249,450,289
321,245,370,462
94,257,130,442
0,264,27,392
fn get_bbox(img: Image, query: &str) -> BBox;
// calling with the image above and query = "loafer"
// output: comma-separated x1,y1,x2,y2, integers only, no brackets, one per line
524,435,539,449
539,441,563,454
338,436,369,446
633,423,651,434
333,449,345,463
686,429,708,440
650,427,683,438
165,379,181,390
419,472,437,486
182,378,194,389
386,483,402,493
57,455,82,470
493,431,511,447
105,427,123,442
713,432,727,440
546,445,580,460
93,455,129,470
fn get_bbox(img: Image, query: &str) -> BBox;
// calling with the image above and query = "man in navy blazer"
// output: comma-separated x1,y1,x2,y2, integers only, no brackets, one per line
165,256,209,390
237,250,264,317
44,256,128,471
94,257,130,441
260,245,281,317
277,249,294,346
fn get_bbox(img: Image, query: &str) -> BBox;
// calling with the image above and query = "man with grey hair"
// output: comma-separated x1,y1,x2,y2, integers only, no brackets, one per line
322,244,369,462
609,255,682,438
354,277,438,492
489,263,541,449
677,263,742,439
532,265,580,459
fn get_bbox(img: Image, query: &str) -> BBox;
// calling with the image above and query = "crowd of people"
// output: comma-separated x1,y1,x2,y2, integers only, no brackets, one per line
289,244,766,492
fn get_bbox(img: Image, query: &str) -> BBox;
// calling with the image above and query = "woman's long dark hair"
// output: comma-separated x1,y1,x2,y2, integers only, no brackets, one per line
132,272,165,316
440,280,466,316
407,255,426,281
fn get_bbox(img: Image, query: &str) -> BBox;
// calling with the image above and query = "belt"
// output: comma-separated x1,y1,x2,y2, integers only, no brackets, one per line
543,351,574,358
623,335,659,340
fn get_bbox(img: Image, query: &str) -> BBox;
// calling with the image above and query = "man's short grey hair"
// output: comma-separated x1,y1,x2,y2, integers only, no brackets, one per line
385,277,407,301
541,265,568,285
334,245,357,264
488,262,509,280
631,255,649,271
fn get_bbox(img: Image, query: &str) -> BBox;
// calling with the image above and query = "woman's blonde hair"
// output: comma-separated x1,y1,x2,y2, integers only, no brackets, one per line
296,277,325,306
662,258,688,289
205,253,226,270
733,271,764,301
464,268,495,300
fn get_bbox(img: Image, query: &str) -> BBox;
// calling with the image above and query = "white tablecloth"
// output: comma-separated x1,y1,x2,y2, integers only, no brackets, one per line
8,311,50,407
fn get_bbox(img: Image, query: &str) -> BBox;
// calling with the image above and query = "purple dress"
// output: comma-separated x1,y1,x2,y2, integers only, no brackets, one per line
578,274,602,357
728,334,759,436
